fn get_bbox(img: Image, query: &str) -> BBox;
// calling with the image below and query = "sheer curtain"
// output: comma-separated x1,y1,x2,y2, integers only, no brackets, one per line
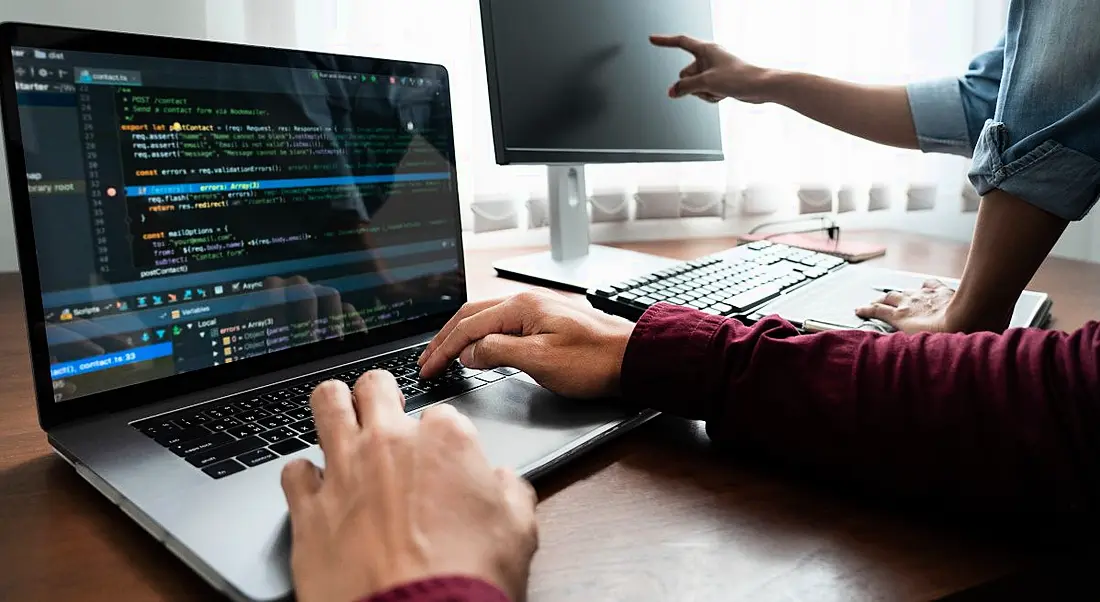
223,1,1005,244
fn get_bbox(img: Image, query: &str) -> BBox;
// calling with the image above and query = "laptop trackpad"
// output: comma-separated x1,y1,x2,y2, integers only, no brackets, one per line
439,377,639,473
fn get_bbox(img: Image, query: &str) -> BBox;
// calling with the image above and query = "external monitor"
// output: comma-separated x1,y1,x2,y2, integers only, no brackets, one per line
479,0,724,291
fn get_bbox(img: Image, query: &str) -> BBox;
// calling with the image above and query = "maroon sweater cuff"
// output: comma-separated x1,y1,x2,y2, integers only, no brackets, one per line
361,576,511,602
620,303,727,419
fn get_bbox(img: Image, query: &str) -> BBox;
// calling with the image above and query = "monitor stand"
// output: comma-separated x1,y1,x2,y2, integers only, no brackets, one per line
492,165,678,293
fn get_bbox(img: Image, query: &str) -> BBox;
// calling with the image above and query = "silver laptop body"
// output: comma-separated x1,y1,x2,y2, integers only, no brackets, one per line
1,23,653,601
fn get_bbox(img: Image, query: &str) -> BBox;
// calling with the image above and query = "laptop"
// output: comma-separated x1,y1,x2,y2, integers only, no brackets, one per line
0,23,655,601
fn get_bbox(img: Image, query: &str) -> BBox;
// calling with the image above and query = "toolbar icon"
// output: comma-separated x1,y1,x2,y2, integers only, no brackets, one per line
172,325,182,336
171,310,181,320
60,308,73,321
214,285,224,295
155,329,166,339
197,288,207,298
152,295,163,306
141,332,151,343
167,293,178,303
183,289,193,300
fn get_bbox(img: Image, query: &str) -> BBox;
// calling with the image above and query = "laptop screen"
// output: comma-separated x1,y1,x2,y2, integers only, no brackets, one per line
9,41,463,403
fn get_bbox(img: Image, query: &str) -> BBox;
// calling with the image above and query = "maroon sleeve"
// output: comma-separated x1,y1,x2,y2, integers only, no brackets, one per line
360,577,510,602
620,303,1100,514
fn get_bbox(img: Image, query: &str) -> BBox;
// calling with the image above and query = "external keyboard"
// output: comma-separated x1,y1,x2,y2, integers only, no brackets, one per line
133,344,518,479
586,241,847,321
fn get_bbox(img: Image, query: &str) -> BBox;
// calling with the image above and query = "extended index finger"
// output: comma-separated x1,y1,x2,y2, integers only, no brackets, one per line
650,34,706,54
419,297,508,366
420,299,525,377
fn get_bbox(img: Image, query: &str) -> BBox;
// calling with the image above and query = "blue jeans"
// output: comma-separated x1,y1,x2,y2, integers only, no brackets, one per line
906,0,1100,221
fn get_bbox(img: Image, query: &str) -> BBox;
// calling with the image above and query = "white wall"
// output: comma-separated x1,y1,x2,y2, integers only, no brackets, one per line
0,0,210,271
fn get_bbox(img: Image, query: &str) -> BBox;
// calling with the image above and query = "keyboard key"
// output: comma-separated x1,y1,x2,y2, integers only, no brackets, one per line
170,432,234,457
172,415,208,429
667,297,688,306
459,368,482,378
289,419,315,434
261,390,294,402
711,303,733,314
137,419,176,436
268,400,299,414
237,448,278,468
688,300,709,310
270,438,309,456
592,286,615,297
287,407,312,421
258,414,294,429
475,371,505,383
300,431,319,445
233,398,264,411
207,417,242,432
186,436,266,468
634,296,657,307
202,460,246,480
227,423,265,438
724,285,782,313
259,427,297,444
495,367,521,376
236,408,272,423
154,425,213,447
203,407,232,420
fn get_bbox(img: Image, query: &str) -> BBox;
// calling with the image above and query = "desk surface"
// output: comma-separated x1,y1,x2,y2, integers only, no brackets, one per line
2,230,1098,602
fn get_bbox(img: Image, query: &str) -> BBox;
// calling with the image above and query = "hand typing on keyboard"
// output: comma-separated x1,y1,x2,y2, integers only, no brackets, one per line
418,290,634,399
281,372,538,602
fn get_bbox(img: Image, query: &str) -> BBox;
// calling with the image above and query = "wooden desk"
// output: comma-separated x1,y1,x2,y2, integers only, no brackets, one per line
2,230,1098,601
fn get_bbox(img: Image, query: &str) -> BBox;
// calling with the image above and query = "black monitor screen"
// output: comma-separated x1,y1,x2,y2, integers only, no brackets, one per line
8,41,463,403
481,0,724,164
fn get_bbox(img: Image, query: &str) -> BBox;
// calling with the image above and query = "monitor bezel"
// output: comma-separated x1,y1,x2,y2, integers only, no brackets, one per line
0,22,467,430
477,0,726,166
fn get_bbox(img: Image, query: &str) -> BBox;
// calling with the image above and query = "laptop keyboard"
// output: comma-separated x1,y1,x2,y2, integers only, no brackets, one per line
586,241,846,321
132,344,519,479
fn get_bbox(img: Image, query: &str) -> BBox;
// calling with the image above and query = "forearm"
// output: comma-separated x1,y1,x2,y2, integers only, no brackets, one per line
758,70,919,149
948,189,1068,332
621,305,1100,514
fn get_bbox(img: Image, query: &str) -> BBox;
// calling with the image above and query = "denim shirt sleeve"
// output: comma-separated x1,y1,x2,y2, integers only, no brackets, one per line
967,1,1100,221
906,37,1005,157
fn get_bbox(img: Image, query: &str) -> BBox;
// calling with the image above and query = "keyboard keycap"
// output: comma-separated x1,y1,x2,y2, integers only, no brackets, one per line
300,431,319,445
287,407,312,421
495,367,521,376
259,427,297,444
711,303,733,314
207,417,242,432
724,285,782,313
236,408,272,423
237,448,278,467
268,400,299,414
258,414,294,429
289,419,316,434
154,425,212,447
233,398,263,411
634,296,657,307
172,416,207,429
270,438,309,456
170,432,234,457
186,436,265,468
202,460,246,480
227,423,265,438
137,420,176,436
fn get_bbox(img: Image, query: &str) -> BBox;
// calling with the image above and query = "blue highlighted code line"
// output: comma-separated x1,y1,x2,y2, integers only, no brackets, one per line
125,172,452,197
50,342,174,379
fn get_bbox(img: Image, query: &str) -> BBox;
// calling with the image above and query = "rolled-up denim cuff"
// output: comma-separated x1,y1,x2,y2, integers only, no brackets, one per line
968,120,1100,221
906,78,974,157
